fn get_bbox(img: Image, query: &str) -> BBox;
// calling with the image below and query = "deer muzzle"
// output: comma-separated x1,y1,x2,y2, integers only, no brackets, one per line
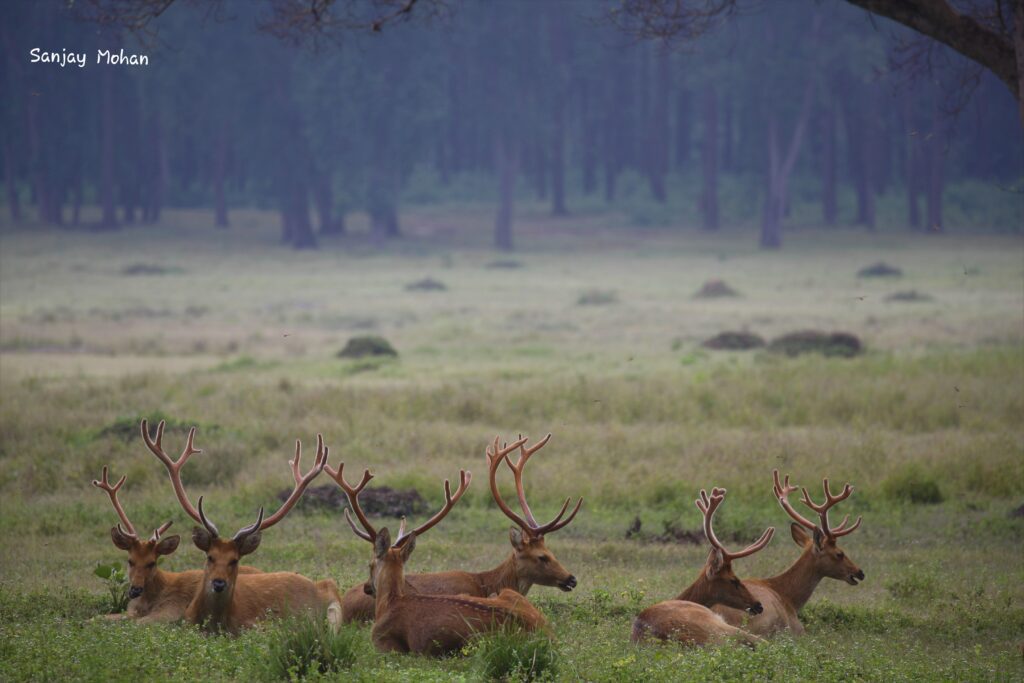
211,578,227,593
848,569,865,585
559,575,577,592
747,601,764,615
128,586,144,599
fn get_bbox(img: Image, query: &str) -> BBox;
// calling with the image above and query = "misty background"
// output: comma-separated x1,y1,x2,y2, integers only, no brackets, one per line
1,0,1021,251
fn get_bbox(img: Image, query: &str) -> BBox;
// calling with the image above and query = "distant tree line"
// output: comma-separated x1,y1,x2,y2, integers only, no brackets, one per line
0,0,1020,250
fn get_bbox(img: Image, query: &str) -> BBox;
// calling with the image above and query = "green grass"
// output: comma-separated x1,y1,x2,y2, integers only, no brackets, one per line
0,210,1022,681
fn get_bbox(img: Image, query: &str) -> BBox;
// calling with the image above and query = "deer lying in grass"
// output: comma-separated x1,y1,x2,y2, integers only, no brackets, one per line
143,419,342,634
334,434,581,623
338,464,546,655
712,471,864,636
92,466,199,623
631,487,773,648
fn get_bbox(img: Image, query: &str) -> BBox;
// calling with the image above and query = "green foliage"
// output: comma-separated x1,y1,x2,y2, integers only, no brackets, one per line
337,336,398,359
257,617,359,681
93,562,129,614
882,465,945,504
469,626,558,682
886,567,939,602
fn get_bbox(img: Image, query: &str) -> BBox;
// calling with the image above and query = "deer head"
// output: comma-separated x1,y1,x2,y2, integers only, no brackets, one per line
328,459,471,601
773,470,864,585
694,487,774,614
487,434,581,592
92,466,178,600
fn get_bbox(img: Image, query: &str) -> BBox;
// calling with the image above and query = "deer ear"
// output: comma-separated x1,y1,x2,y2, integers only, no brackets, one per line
192,526,212,552
705,547,725,578
791,523,811,547
509,527,527,551
399,533,416,562
155,535,180,556
374,528,391,560
111,526,134,550
812,526,826,552
236,531,261,557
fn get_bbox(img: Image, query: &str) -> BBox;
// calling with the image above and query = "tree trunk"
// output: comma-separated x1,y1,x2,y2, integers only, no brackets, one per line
674,88,691,169
3,135,21,224
648,44,670,203
99,64,118,230
925,103,947,233
821,103,837,226
315,175,343,235
581,79,598,195
547,6,569,216
842,79,875,230
494,133,518,251
700,83,719,230
212,119,229,228
721,94,734,172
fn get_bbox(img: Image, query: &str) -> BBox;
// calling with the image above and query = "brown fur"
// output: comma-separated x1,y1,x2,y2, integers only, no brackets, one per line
369,530,546,655
343,529,573,623
712,523,863,636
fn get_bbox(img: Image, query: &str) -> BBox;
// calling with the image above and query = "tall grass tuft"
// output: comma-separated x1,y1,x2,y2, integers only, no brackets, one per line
881,464,944,504
470,625,558,682
258,616,358,681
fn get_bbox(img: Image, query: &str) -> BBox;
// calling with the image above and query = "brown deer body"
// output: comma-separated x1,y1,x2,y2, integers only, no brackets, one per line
336,435,580,623
142,419,342,634
712,472,864,636
631,487,773,648
335,463,546,655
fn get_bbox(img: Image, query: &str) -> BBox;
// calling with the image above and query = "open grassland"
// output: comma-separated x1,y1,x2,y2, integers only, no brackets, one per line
1,211,1022,681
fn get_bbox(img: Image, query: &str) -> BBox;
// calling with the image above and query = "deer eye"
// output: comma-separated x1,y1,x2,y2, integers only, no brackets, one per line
128,560,135,567
207,555,214,563
732,578,741,587
229,559,238,566
538,555,549,563
836,552,845,560
147,562,156,569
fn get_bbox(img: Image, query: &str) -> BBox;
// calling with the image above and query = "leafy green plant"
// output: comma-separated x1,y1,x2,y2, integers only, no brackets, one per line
93,562,129,614
469,625,558,682
258,616,359,680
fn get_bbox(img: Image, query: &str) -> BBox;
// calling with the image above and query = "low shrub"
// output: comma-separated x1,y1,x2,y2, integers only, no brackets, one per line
882,464,944,504
258,617,359,680
470,625,558,682
768,330,862,358
405,277,447,291
857,262,902,278
693,279,740,298
93,562,129,614
885,290,934,302
337,336,398,359
702,331,765,350
577,290,618,306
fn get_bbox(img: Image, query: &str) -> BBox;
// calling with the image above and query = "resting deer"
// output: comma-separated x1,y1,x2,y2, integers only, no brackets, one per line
143,419,342,634
91,466,200,623
338,464,546,655
335,434,581,623
712,471,864,636
631,487,773,648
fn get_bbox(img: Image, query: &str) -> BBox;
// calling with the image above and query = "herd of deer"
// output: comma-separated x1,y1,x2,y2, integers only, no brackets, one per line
93,419,863,653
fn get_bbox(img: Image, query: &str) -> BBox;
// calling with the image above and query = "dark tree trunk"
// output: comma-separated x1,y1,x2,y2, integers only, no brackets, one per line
534,139,548,200
721,94,734,173
648,44,670,203
700,83,719,231
821,103,838,226
494,133,518,251
674,88,691,169
924,103,947,233
547,6,569,216
2,135,19,224
99,64,118,230
212,119,229,228
71,169,82,226
315,175,343,235
581,79,598,195
842,79,875,230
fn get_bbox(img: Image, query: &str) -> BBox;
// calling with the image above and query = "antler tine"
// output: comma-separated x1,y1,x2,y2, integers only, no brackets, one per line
232,506,265,543
149,520,173,542
772,469,817,531
92,466,138,537
830,514,863,538
695,487,727,553
800,477,857,537
487,435,533,531
196,496,219,538
533,495,584,535
141,418,203,524
504,433,552,528
395,470,472,547
727,526,776,559
258,434,328,531
326,456,377,543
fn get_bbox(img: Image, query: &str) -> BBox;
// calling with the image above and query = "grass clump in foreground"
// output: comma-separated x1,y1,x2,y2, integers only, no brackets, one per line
469,626,559,682
258,616,360,680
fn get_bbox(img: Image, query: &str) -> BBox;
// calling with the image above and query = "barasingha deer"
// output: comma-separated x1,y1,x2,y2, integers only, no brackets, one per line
142,419,342,634
712,470,864,636
334,434,581,623
631,487,774,647
91,466,201,623
336,463,546,654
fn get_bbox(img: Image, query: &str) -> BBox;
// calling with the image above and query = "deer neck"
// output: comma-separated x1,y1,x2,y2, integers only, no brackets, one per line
188,573,233,627
762,549,823,612
146,568,169,599
673,573,716,606
477,553,528,596
375,561,406,616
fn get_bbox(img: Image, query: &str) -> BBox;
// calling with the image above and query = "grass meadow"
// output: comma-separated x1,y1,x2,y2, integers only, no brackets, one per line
0,207,1022,681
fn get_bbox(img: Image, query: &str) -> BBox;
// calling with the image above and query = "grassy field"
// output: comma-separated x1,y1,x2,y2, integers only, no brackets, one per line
0,208,1022,681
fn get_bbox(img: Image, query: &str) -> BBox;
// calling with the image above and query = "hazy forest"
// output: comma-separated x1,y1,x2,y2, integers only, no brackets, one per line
0,0,1022,681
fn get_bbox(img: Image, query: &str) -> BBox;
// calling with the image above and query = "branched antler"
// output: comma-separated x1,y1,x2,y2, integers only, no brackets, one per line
141,418,203,524
92,466,173,541
325,459,377,542
799,476,862,538
696,487,774,560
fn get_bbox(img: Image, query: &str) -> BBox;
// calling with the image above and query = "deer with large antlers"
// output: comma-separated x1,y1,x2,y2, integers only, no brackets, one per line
92,466,205,622
712,471,864,636
631,487,773,648
334,462,546,654
336,434,581,623
141,419,342,634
